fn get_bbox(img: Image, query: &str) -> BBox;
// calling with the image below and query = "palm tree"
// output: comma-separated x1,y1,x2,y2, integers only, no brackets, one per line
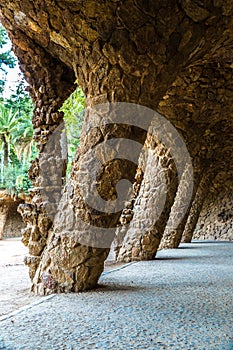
14,118,34,166
0,104,19,168
0,102,35,191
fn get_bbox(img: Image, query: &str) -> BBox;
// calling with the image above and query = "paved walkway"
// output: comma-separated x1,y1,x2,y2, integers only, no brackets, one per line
0,241,233,349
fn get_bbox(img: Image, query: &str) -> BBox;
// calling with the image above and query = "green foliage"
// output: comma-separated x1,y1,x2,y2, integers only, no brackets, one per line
0,84,85,194
0,82,85,194
0,23,85,193
0,92,36,195
0,25,16,94
0,163,32,196
0,105,19,167
60,85,85,173
3,79,34,119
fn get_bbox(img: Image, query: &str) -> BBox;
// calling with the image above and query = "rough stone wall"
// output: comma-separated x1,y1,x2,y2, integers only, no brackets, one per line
158,63,233,169
115,60,233,256
157,63,233,246
181,170,217,243
193,173,233,241
0,192,26,239
3,199,25,238
194,191,233,241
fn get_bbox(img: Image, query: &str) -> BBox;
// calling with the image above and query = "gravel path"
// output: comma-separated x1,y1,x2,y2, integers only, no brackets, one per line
0,241,232,350
0,238,123,318
0,239,39,317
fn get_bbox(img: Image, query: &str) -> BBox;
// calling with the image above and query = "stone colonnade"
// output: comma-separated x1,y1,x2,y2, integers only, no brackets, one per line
0,0,232,294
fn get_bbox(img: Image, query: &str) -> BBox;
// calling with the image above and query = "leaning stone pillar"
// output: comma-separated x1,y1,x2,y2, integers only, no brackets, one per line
117,135,179,262
114,167,143,259
182,171,216,243
32,103,150,294
11,33,76,281
158,164,200,250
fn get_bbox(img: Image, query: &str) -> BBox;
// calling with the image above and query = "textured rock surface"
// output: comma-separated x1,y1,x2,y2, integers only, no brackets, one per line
0,191,25,239
117,136,179,262
0,0,232,293
193,172,233,241
13,33,76,286
159,162,195,250
182,170,217,243
157,63,233,247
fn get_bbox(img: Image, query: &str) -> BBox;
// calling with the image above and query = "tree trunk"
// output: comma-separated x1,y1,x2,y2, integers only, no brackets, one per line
0,203,8,240
1,134,8,168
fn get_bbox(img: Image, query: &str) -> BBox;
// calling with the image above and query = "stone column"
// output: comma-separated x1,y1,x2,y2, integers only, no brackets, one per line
114,168,143,259
12,32,76,281
32,104,149,294
158,163,201,250
117,133,179,262
182,171,216,243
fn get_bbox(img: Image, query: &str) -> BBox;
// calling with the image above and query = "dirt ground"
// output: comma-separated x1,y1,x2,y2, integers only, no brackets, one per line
0,238,122,318
0,238,40,318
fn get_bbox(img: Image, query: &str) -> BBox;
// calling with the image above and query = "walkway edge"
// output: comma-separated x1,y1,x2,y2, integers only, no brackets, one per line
0,262,138,321
0,294,55,322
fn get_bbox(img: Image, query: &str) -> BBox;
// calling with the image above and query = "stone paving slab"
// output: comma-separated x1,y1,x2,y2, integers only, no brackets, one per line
0,241,233,349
